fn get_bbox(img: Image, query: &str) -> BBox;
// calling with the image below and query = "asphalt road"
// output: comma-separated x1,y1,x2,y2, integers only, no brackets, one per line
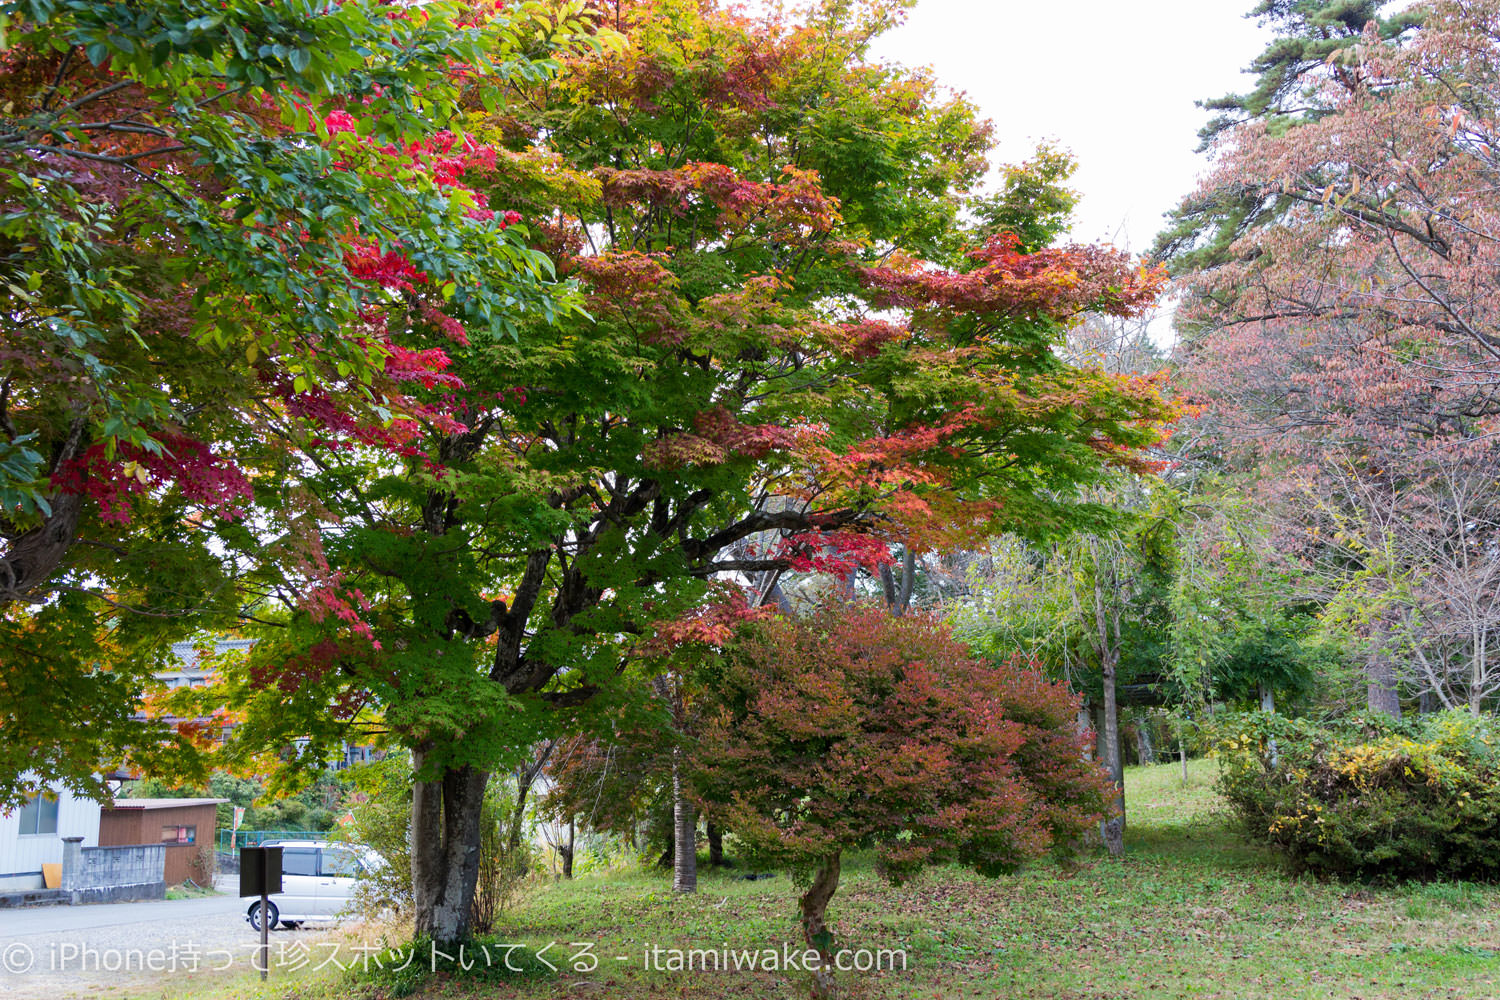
0,879,345,999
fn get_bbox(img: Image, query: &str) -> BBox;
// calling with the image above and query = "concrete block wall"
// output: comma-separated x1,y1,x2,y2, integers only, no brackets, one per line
77,844,164,889
60,838,166,903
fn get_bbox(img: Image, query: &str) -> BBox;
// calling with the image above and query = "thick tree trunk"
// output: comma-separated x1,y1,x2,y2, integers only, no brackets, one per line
672,757,696,894
0,489,83,608
707,822,724,867
1100,652,1124,857
410,751,489,944
1367,656,1401,719
0,417,88,610
799,853,841,1000
1093,703,1109,763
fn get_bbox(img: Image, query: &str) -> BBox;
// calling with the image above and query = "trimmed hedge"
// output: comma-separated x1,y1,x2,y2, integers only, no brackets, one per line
1214,710,1500,880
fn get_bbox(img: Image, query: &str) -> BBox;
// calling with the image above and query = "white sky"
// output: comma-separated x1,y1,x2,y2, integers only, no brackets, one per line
868,0,1273,253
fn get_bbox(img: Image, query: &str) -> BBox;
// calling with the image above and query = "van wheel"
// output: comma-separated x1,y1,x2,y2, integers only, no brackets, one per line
247,901,279,931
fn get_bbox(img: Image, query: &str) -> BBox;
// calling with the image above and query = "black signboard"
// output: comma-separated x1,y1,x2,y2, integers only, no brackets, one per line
239,845,283,897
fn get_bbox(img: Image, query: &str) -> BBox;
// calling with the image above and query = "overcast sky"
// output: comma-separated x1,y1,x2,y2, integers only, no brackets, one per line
868,0,1273,253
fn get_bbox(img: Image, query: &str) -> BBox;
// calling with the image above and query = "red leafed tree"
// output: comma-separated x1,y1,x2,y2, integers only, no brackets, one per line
1169,0,1500,713
691,603,1108,998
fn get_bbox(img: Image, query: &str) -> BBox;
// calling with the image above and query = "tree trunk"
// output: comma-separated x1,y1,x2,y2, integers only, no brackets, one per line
504,741,555,870
878,547,917,617
1100,652,1125,857
560,816,575,879
1179,737,1188,786
1258,683,1279,768
672,757,696,894
1367,655,1401,719
0,489,83,608
410,751,489,944
0,416,88,610
799,853,841,1000
1077,702,1094,761
707,822,724,867
1134,713,1155,765
1471,623,1486,715
1093,703,1109,763
503,782,529,869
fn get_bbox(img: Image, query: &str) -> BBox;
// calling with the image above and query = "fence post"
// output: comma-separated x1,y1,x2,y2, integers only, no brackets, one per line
60,836,85,892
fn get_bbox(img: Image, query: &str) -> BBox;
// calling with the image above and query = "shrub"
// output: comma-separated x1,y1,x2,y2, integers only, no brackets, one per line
1215,710,1500,880
692,603,1109,997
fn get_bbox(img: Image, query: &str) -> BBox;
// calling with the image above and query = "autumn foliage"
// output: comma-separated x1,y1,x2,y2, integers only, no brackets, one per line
1166,0,1500,712
2,0,1173,944
694,604,1108,878
690,603,1108,991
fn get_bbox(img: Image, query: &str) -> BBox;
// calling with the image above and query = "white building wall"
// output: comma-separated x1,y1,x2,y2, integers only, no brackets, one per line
0,778,101,891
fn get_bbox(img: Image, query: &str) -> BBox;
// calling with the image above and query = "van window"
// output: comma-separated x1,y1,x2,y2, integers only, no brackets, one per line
282,848,318,877
321,848,360,877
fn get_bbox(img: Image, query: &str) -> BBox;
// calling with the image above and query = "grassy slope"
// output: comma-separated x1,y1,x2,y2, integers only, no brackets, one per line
157,760,1500,1000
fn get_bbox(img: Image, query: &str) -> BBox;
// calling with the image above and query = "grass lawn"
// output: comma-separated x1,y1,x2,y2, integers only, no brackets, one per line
158,759,1500,1000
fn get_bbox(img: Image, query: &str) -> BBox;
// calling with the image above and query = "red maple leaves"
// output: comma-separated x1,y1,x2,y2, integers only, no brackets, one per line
54,435,252,524
861,232,1166,322
693,604,1111,879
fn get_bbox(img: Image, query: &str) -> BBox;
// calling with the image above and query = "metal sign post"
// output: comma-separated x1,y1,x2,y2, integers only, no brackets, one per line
239,846,283,982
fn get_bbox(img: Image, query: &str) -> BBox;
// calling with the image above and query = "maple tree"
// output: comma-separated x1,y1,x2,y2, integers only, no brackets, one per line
0,0,572,802
205,0,1170,943
691,603,1108,999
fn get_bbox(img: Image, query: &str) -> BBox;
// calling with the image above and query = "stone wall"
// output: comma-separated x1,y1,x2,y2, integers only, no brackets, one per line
60,838,166,904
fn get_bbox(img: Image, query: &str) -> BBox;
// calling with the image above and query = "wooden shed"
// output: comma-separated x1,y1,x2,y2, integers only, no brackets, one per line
99,798,225,886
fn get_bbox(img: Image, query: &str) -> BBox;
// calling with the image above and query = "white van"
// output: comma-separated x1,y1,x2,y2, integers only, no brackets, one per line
244,840,377,930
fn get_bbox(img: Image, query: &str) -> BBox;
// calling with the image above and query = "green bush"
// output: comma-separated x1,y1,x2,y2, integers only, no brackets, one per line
1214,710,1500,880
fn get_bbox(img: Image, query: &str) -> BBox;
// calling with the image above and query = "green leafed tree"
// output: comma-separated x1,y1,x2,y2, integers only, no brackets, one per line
211,0,1170,944
0,1,571,801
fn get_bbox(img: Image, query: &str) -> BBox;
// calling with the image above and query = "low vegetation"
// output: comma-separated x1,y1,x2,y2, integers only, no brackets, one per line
1217,711,1500,880
158,760,1500,1000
